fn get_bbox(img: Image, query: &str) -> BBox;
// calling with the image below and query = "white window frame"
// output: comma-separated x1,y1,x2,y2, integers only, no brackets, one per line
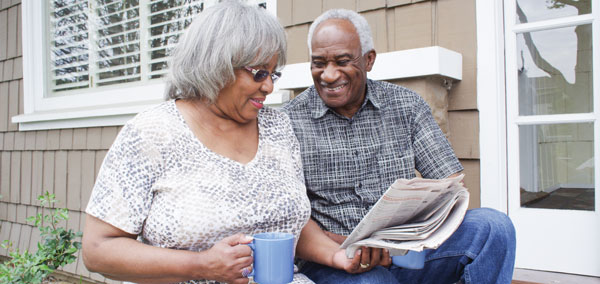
14,0,278,131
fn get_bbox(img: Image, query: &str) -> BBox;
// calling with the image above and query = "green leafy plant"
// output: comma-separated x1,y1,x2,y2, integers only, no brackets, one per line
0,192,82,284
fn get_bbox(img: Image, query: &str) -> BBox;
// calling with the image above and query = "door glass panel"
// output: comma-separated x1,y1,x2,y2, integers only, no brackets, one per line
519,123,595,211
516,0,591,24
517,24,593,116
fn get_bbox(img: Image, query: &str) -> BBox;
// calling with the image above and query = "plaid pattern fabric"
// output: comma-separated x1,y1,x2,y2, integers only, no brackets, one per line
282,79,463,235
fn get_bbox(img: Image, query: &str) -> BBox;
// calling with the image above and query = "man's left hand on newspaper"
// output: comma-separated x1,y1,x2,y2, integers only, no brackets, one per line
325,231,393,271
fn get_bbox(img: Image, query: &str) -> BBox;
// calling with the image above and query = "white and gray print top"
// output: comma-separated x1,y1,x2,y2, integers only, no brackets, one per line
87,100,313,284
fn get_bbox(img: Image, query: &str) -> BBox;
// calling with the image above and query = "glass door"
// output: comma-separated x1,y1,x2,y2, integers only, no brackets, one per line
505,0,599,276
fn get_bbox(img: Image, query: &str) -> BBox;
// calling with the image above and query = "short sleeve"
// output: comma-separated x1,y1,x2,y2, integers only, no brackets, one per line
86,122,163,234
411,96,463,179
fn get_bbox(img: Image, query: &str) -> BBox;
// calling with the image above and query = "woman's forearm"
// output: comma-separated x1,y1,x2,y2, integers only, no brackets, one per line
82,214,252,283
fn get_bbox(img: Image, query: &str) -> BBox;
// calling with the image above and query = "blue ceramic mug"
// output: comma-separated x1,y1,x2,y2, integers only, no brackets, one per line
247,232,294,284
392,250,427,269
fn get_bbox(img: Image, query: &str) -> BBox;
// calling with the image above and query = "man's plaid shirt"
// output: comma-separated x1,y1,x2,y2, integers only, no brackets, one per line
282,79,463,235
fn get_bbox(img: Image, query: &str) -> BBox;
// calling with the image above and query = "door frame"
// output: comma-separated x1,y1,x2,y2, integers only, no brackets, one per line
477,0,600,276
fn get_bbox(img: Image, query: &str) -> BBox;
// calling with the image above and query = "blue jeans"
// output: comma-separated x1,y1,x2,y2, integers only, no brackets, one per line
300,208,516,284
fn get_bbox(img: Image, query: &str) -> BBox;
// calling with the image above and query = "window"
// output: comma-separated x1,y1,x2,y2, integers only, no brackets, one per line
15,0,276,131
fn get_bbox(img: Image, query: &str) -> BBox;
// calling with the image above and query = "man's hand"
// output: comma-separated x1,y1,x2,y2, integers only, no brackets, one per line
324,231,392,269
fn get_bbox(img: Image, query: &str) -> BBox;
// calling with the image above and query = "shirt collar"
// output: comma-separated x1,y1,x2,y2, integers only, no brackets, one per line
309,79,381,119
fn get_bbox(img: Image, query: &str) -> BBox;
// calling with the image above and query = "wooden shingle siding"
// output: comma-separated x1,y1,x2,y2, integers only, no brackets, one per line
357,0,385,12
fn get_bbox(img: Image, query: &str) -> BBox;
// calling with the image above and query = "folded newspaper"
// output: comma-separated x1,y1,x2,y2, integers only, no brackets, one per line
340,174,470,258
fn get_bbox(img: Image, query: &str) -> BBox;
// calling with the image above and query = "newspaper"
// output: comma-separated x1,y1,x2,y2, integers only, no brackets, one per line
340,174,470,258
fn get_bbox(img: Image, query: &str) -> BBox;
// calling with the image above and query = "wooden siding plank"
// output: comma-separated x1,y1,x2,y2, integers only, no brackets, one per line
28,226,41,254
100,127,118,149
17,224,31,252
277,0,292,27
393,1,432,50
42,151,55,196
20,151,31,205
31,151,43,203
0,82,8,131
9,151,20,203
76,213,91,278
8,223,21,252
67,151,82,211
386,0,411,7
81,151,95,210
292,0,321,25
6,6,17,58
16,4,21,57
358,0,385,12
72,128,87,150
0,221,12,255
95,150,107,179
35,130,47,150
0,132,3,149
6,203,16,222
25,130,36,150
47,129,60,150
3,132,13,150
25,205,36,226
448,110,480,159
62,211,80,273
362,9,388,53
15,203,25,223
54,151,68,209
0,151,10,201
0,10,7,60
323,0,356,11
0,202,7,220
13,131,24,150
86,127,102,150
59,129,73,149
2,58,12,81
7,79,18,131
286,24,310,64
12,56,22,79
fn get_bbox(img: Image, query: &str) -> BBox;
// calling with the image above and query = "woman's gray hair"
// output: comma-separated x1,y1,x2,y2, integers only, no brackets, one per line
165,1,287,101
307,9,374,55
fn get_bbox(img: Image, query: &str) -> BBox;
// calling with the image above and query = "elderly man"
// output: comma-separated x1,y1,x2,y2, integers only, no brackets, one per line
285,9,516,284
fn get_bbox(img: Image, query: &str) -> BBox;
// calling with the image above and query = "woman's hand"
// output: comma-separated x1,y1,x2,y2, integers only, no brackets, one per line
202,234,254,284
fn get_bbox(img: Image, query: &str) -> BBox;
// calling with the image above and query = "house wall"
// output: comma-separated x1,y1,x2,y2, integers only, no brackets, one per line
0,0,480,283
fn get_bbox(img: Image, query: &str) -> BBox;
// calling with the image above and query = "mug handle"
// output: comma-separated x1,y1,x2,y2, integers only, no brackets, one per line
245,242,255,277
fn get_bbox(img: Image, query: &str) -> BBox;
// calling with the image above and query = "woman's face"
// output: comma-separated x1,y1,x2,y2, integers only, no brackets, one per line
213,55,279,124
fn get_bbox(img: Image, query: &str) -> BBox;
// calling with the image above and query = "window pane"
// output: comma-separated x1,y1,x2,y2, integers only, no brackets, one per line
94,0,141,86
519,123,594,211
517,24,593,115
49,0,90,94
516,0,591,24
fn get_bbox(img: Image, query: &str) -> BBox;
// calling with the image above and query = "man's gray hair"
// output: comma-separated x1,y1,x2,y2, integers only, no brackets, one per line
307,9,374,55
165,1,287,101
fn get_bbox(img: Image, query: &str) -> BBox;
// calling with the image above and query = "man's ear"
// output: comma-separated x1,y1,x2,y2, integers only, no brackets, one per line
364,50,376,72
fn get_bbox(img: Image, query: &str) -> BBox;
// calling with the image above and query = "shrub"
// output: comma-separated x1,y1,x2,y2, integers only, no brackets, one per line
0,192,82,284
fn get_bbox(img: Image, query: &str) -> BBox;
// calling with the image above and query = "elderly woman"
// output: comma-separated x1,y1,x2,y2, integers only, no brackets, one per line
82,2,314,283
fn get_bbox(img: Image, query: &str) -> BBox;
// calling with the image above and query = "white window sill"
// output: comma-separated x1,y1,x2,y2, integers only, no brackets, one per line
13,46,461,131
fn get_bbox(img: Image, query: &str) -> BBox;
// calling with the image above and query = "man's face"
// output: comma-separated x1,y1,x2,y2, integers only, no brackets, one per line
310,19,376,118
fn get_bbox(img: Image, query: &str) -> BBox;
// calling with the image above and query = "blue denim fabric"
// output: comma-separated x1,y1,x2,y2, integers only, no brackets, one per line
300,208,516,284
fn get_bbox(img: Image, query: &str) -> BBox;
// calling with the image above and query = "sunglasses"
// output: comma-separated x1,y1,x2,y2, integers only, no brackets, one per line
244,66,282,83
